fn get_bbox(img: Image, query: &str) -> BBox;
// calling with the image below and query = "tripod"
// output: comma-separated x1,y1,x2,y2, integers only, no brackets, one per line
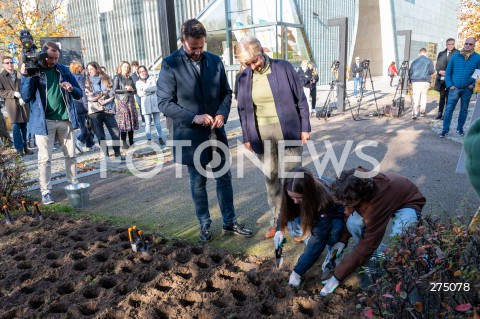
391,60,410,117
317,80,351,121
352,63,380,121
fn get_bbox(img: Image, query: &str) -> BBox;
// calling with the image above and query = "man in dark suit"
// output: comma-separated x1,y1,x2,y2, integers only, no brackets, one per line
434,38,458,120
157,19,253,242
0,56,33,155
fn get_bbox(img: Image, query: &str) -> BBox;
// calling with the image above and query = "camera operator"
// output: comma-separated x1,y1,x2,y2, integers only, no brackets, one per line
351,57,363,99
20,41,82,205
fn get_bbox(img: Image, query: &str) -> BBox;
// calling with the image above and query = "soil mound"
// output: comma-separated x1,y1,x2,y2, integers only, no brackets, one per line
0,212,360,318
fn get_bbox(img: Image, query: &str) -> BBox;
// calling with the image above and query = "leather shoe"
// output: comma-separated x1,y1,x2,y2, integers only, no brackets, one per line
434,112,443,120
23,147,34,155
223,222,253,237
264,227,276,238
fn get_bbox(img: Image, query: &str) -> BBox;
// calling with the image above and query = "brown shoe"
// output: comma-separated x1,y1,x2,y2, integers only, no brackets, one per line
264,227,276,238
293,237,303,243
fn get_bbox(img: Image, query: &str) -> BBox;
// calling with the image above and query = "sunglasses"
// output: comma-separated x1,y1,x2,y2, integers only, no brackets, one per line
465,43,475,46
3,62,13,64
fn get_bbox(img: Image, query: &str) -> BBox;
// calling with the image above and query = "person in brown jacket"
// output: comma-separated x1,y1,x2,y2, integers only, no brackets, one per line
320,167,426,296
0,56,32,155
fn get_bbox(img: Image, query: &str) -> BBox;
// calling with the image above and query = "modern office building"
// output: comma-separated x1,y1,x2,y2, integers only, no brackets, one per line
67,0,458,85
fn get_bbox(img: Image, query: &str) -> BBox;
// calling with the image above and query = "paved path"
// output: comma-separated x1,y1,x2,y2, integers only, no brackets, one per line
19,76,480,256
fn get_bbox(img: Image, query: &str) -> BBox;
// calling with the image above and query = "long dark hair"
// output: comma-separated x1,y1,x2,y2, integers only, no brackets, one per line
85,61,112,89
279,167,335,240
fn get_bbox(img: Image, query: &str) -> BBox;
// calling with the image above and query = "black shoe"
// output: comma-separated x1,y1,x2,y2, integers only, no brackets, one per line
23,147,34,155
114,154,126,163
456,129,465,136
440,131,448,138
199,226,212,242
222,222,253,237
434,112,443,120
159,138,166,146
16,149,25,157
121,141,129,149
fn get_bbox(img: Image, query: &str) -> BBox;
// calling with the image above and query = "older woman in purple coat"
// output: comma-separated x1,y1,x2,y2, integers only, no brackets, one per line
236,36,311,238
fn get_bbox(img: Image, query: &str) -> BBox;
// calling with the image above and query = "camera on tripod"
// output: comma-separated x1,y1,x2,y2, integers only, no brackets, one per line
19,30,48,77
400,60,408,70
361,59,370,69
331,60,340,71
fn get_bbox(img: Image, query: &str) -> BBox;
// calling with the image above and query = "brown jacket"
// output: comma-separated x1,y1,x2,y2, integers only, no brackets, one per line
0,70,30,124
334,172,426,281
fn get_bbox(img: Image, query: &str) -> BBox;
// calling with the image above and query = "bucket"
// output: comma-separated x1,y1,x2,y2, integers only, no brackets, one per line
64,183,91,209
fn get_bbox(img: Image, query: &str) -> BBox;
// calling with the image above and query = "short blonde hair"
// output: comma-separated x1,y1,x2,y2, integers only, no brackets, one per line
236,36,263,66
69,61,83,74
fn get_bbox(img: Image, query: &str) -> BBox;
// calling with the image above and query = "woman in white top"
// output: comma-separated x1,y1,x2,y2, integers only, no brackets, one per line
135,66,165,145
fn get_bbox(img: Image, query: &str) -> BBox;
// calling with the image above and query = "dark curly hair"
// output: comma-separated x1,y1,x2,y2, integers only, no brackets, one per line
181,19,206,40
331,168,375,204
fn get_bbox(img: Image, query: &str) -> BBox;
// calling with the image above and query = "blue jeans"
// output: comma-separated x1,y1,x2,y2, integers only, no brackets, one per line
353,77,363,96
144,112,163,140
442,87,473,133
12,122,27,151
346,208,419,254
187,160,236,228
292,216,345,276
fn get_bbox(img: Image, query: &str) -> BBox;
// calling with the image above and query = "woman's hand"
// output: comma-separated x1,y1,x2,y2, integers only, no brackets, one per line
243,142,253,152
301,132,310,144
125,85,133,91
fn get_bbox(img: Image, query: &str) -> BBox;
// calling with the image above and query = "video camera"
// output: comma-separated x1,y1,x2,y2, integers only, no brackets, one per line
400,60,408,70
331,60,340,70
19,30,48,77
361,59,370,69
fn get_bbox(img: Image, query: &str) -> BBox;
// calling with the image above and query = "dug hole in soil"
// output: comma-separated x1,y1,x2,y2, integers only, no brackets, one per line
0,212,362,319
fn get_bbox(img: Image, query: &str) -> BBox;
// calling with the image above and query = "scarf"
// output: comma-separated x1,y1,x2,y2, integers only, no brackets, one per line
460,48,474,60
89,75,103,92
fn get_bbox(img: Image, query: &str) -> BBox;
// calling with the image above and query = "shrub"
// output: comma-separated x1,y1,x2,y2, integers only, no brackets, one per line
0,145,28,206
357,215,479,318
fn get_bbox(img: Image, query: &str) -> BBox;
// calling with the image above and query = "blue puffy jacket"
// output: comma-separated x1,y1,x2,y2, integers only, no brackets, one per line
20,64,82,135
445,52,480,89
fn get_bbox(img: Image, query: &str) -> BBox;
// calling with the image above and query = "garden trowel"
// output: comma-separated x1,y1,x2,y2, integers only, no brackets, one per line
274,238,287,269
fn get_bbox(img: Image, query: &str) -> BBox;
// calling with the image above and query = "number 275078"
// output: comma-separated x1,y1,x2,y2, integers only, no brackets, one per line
429,283,470,292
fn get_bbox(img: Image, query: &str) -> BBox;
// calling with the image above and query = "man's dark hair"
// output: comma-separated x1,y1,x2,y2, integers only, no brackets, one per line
331,168,375,203
446,38,455,43
419,48,427,54
181,19,207,40
42,41,60,52
131,60,139,67
2,56,13,62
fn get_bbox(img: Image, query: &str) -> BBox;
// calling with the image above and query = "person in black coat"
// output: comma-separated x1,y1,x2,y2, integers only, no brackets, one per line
157,19,253,242
434,38,459,120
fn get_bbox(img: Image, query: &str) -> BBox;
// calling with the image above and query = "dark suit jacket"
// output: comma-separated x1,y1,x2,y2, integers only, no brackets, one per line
0,70,30,124
157,47,232,166
434,47,459,91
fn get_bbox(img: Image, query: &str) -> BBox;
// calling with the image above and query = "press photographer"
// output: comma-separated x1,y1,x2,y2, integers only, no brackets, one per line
20,40,82,205
351,56,364,98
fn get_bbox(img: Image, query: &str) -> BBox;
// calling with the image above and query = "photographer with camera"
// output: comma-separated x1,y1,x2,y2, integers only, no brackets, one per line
0,56,32,155
297,60,314,116
20,41,82,205
351,57,363,99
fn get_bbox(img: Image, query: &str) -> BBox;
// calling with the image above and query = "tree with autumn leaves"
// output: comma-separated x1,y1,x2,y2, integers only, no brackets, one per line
0,0,71,62
459,0,480,49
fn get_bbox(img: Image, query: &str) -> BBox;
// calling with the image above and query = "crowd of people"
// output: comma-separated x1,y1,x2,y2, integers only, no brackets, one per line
3,18,480,298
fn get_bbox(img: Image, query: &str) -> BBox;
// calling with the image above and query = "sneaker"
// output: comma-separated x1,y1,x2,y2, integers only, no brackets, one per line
75,139,84,153
199,226,212,242
456,129,465,136
158,138,166,146
264,227,276,239
412,116,417,120
440,131,448,138
420,113,426,117
41,192,54,205
222,222,253,237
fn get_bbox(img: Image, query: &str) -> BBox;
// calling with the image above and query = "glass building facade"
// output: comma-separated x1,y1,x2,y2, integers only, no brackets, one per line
67,0,458,85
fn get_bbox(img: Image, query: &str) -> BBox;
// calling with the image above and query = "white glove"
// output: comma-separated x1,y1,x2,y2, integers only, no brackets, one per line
321,247,333,270
14,91,21,98
273,231,284,249
320,276,340,296
331,242,346,257
288,270,301,288
19,98,25,106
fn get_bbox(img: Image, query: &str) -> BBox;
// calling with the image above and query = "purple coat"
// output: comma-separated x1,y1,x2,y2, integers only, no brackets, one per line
236,58,311,154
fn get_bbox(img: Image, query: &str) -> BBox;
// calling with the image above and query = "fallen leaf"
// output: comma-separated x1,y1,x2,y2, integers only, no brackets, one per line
395,281,402,293
454,270,462,277
382,294,394,298
415,302,424,313
455,304,472,312
400,291,408,299
363,307,373,318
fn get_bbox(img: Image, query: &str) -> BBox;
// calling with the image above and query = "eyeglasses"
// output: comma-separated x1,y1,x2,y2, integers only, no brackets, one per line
3,62,13,64
465,43,475,46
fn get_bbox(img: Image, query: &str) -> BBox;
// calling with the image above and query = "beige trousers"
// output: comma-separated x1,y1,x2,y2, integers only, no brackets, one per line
258,122,303,227
412,82,430,116
36,120,77,194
